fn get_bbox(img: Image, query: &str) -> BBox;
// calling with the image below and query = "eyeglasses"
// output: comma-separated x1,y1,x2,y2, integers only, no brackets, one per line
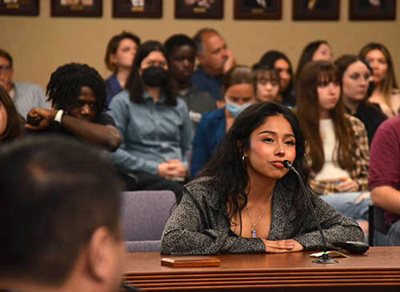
0,65,12,73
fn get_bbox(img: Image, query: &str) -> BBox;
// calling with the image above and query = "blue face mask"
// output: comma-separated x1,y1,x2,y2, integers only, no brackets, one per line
226,102,252,118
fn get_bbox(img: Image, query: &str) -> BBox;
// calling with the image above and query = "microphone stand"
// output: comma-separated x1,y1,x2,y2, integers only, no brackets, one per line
283,160,338,264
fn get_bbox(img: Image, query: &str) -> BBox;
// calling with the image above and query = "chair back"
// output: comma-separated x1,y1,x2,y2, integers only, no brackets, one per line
368,204,390,246
121,190,176,251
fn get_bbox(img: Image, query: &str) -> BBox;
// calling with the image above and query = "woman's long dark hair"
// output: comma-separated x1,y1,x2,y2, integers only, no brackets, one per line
296,61,354,173
125,40,176,105
200,102,308,223
258,50,295,107
335,54,374,104
0,86,22,142
296,40,330,81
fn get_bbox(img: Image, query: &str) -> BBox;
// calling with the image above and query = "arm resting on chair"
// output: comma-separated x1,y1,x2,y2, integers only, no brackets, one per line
371,186,400,216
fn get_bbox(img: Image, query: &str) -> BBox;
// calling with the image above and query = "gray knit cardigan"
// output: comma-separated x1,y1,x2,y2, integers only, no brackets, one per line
161,177,364,255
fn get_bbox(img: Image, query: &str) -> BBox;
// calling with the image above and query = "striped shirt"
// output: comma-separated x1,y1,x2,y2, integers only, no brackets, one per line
9,82,50,119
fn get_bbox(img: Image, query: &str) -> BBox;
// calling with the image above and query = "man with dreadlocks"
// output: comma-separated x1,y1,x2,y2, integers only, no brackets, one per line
25,63,121,152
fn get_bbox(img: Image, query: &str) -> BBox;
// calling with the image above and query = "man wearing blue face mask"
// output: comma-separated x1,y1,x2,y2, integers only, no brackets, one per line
190,65,256,177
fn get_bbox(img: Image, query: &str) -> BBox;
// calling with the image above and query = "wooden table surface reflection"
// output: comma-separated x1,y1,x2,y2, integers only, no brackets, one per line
124,247,400,291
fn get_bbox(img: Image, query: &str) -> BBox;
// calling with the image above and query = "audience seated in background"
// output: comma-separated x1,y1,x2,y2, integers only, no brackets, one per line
191,65,255,177
0,49,50,119
359,42,400,117
0,86,23,143
258,50,295,107
108,41,192,203
25,63,121,152
335,54,386,144
0,136,135,291
104,31,141,106
252,63,281,103
295,40,333,83
191,28,236,107
369,115,400,246
161,102,363,255
164,33,216,131
296,61,370,233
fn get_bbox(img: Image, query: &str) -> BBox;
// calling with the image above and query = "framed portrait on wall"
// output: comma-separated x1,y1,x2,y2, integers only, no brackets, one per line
349,0,396,20
234,0,281,20
113,0,162,18
175,0,224,19
0,0,39,16
51,0,102,17
292,0,340,21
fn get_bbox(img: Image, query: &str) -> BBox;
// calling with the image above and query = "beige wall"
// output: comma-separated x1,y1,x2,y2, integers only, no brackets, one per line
1,0,399,89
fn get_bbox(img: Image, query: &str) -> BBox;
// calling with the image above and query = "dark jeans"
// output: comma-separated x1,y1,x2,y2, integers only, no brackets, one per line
374,220,400,246
118,170,184,204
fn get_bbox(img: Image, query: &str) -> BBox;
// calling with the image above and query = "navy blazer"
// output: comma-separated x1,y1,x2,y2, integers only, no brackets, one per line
191,108,226,176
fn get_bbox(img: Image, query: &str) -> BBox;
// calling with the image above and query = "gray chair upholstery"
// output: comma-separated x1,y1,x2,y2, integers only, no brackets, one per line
121,190,176,252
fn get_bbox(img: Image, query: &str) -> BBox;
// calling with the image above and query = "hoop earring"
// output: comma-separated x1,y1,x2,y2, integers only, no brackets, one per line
242,155,247,163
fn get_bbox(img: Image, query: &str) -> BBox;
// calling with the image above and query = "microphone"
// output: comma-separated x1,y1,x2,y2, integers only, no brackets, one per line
283,160,337,264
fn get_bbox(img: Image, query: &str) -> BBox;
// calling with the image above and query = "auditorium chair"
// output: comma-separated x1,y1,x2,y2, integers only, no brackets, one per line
368,204,390,246
121,190,176,252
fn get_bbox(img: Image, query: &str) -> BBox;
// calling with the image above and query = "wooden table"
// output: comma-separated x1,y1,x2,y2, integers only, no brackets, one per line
124,247,400,291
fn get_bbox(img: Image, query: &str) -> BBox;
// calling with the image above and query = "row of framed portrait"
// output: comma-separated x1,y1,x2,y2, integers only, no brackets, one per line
0,0,396,21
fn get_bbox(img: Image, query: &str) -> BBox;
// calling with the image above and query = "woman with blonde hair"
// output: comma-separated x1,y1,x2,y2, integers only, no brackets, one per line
359,42,400,117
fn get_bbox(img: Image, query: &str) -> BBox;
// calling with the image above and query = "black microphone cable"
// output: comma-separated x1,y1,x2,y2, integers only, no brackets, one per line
283,160,338,264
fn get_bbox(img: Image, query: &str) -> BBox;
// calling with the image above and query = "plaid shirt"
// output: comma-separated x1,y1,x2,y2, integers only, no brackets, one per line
307,115,370,195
